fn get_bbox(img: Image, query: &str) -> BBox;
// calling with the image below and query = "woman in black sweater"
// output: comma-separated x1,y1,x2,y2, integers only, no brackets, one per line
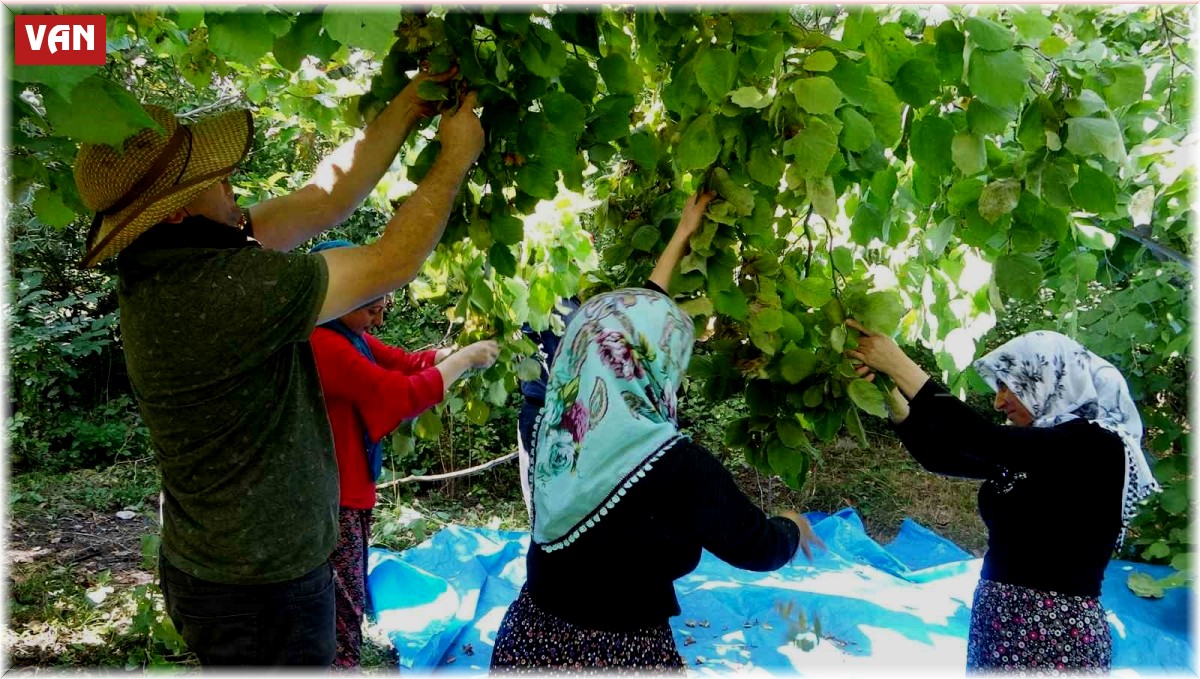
846,319,1159,673
490,194,823,672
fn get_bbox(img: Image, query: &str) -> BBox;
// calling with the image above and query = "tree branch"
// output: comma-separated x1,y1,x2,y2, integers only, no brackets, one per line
1119,228,1194,276
178,95,244,121
376,451,518,489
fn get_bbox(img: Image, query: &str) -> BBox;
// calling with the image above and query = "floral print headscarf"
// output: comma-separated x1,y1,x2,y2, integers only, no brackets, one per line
530,288,694,551
973,330,1160,546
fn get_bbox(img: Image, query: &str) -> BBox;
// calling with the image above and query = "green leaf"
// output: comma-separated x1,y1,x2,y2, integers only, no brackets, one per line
1065,90,1108,117
1103,64,1145,109
207,13,276,64
747,146,785,188
712,168,755,215
272,13,339,71
552,11,600,54
1073,223,1116,250
978,178,1022,223
854,291,905,335
1011,9,1053,41
713,287,749,320
44,77,160,147
796,278,834,308
807,177,838,221
491,211,524,246
830,325,847,352
12,65,100,101
849,202,883,246
1129,186,1155,227
32,187,76,228
934,22,966,84
1017,100,1046,150
751,307,784,333
414,410,443,440
803,51,838,72
1065,117,1126,163
1127,572,1166,599
910,115,956,177
787,118,838,178
864,23,915,81
562,58,599,103
515,162,558,200
968,99,1016,136
587,95,635,143
678,296,714,317
624,129,659,171
893,58,942,106
841,7,879,50
838,108,876,153
464,399,491,426
1040,35,1068,57
598,53,642,96
965,17,1015,51
724,417,752,449
995,253,1043,300
1071,164,1117,214
631,224,661,252
322,11,397,55
967,49,1028,111
952,132,987,175
780,348,819,384
488,242,518,277
543,92,588,140
519,25,568,79
776,418,808,449
730,86,771,109
848,379,889,418
791,76,843,115
696,48,739,101
416,81,449,101
678,114,721,171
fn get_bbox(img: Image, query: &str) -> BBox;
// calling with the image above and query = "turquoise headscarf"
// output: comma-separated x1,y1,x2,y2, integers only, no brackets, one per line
531,288,695,551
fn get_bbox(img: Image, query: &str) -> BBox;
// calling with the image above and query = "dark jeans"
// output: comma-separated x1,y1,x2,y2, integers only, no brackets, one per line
159,552,336,666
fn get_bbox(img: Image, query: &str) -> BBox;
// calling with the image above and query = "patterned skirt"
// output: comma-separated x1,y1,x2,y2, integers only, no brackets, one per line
967,579,1112,674
490,586,685,673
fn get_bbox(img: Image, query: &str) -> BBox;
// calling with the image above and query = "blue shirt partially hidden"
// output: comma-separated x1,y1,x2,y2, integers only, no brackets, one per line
519,297,581,401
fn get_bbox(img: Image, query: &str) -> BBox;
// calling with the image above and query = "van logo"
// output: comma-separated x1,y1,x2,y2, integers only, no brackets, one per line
15,15,106,66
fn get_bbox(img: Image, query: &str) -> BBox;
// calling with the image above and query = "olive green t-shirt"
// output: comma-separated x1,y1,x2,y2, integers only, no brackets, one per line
117,240,336,585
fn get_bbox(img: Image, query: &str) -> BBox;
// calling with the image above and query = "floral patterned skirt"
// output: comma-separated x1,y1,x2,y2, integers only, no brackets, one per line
967,579,1112,674
490,585,684,674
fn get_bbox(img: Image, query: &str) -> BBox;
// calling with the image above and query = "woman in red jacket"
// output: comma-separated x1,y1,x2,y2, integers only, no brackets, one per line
309,240,499,669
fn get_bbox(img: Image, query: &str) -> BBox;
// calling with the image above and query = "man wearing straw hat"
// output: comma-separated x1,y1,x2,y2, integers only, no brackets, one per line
72,71,483,666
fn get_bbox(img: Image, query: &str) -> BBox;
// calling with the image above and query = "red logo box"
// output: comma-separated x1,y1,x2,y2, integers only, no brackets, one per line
15,15,106,66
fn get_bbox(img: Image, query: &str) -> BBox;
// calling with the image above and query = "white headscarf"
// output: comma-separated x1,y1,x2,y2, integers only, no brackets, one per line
973,330,1160,546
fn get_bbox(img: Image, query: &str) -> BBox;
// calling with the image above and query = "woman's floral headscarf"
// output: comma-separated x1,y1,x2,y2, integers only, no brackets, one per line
530,288,694,551
973,330,1160,545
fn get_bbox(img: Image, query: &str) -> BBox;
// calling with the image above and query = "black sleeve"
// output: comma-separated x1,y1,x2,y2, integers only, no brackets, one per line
895,379,1120,479
680,442,801,571
643,280,668,295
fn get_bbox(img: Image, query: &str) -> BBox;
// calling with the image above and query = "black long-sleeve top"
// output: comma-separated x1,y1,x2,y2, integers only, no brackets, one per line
526,439,801,631
893,380,1125,597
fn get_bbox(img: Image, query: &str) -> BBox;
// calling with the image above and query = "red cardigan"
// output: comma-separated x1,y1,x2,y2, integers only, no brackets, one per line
310,328,445,509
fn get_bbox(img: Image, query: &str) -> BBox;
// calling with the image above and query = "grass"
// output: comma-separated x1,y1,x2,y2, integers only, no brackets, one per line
10,459,160,519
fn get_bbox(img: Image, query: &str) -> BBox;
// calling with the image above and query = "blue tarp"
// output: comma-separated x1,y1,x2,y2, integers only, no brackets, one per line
366,508,1192,675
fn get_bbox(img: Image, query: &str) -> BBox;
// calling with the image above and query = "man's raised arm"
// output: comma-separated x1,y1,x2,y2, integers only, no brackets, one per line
249,71,455,251
315,92,484,324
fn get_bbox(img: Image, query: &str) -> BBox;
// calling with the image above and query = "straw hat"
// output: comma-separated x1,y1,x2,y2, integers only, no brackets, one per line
74,103,254,267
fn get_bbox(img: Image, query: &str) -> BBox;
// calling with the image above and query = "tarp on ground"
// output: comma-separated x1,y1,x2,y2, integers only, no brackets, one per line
366,508,1192,675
